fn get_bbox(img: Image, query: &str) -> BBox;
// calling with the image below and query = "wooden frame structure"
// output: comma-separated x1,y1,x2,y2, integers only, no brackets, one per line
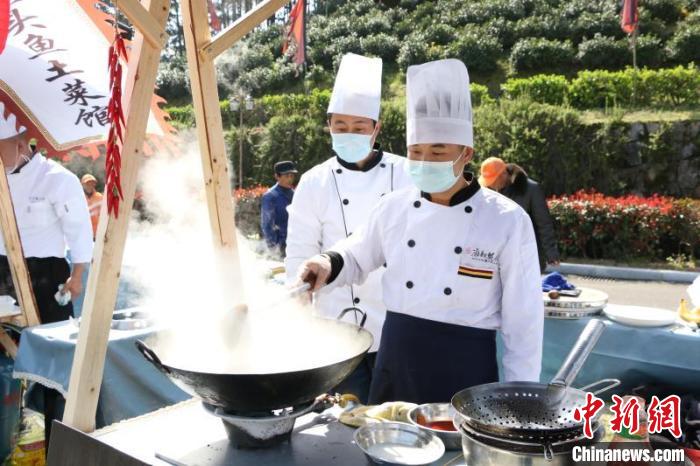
0,0,290,433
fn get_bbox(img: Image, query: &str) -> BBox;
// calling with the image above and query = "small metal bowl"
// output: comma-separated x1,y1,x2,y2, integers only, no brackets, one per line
110,310,154,330
408,403,462,450
354,422,445,465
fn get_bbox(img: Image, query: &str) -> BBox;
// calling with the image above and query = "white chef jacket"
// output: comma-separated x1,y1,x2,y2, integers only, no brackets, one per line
327,184,543,382
0,154,93,263
285,152,412,352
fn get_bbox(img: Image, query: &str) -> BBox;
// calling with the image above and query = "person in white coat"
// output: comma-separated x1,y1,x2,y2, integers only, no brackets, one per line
298,59,543,404
285,54,411,403
0,102,93,443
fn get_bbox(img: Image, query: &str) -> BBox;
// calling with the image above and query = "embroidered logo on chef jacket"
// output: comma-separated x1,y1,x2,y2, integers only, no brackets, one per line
463,247,498,265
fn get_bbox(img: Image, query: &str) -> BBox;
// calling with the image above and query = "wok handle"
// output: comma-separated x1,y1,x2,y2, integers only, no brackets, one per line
543,441,554,461
550,319,606,387
337,307,367,328
135,340,170,374
578,378,621,396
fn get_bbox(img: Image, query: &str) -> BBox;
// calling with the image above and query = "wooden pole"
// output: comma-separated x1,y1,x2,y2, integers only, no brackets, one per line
0,331,17,359
632,28,638,70
114,0,169,48
62,0,170,433
0,161,40,327
239,94,244,189
182,0,246,294
199,0,290,60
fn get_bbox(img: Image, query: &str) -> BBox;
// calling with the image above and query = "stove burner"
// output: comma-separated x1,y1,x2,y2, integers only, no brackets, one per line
202,400,320,449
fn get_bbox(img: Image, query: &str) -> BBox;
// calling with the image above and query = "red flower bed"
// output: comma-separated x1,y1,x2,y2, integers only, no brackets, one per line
233,185,268,236
234,185,268,200
548,190,700,261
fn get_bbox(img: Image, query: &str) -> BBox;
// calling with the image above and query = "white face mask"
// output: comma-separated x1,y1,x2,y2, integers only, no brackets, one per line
406,151,465,193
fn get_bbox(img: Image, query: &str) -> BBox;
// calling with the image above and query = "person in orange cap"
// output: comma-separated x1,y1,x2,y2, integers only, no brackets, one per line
478,157,508,191
479,157,560,272
81,173,103,239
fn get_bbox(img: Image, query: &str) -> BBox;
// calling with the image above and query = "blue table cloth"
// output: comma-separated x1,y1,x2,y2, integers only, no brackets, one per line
12,314,189,428
538,317,700,395
12,310,699,431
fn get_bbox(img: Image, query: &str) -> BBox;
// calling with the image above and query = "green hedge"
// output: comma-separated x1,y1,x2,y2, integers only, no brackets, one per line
577,34,629,70
509,38,575,72
501,75,569,106
447,32,502,74
166,67,700,128
166,95,699,199
501,65,700,108
155,0,700,102
667,23,700,63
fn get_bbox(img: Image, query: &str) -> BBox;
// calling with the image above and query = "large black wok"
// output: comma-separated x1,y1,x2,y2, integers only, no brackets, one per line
136,308,372,413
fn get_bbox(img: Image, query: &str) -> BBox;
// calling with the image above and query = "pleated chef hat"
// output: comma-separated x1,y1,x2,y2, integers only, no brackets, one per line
327,54,383,121
406,59,473,147
0,102,26,141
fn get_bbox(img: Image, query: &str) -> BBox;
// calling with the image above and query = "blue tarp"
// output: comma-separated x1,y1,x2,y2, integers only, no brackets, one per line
13,319,189,428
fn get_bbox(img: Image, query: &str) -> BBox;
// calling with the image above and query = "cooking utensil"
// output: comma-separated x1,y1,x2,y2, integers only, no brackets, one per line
457,420,601,466
136,307,372,413
233,282,312,313
604,304,678,327
354,421,445,465
452,319,619,444
0,296,20,318
545,307,603,319
543,287,608,310
154,452,189,466
407,403,461,450
111,310,153,330
266,282,311,308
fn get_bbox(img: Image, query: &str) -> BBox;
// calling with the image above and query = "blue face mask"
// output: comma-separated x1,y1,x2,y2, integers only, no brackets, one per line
331,133,373,163
406,154,464,193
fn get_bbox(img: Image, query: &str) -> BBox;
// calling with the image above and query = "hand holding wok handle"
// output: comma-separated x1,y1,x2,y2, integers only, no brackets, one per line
298,254,333,293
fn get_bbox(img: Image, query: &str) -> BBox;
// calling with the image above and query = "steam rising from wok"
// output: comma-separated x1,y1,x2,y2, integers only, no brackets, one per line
121,140,369,376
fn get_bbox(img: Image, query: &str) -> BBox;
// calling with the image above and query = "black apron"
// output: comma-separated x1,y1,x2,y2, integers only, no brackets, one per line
0,255,73,323
368,311,498,404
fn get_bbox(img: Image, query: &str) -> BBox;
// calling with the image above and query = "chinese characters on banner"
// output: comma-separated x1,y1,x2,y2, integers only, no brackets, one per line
574,392,682,439
0,0,166,152
5,0,107,131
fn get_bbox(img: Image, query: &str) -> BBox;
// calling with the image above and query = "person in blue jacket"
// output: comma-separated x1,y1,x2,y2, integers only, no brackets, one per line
260,161,297,257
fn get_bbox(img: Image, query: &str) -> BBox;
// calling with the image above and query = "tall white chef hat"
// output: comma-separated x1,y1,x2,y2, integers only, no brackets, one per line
406,59,473,147
327,54,383,121
0,102,26,141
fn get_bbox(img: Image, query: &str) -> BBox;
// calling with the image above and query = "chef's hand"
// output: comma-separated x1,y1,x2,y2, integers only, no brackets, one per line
547,259,561,267
62,263,86,300
299,254,332,292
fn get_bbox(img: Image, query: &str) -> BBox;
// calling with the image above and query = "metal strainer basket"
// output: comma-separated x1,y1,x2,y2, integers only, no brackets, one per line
452,319,619,443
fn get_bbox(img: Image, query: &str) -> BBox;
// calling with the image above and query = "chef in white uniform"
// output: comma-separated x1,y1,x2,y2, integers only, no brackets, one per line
298,59,543,404
0,102,93,442
285,54,411,402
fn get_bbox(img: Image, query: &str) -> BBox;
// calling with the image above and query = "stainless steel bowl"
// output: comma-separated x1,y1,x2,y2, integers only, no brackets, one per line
354,422,445,465
111,310,153,330
407,403,461,450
